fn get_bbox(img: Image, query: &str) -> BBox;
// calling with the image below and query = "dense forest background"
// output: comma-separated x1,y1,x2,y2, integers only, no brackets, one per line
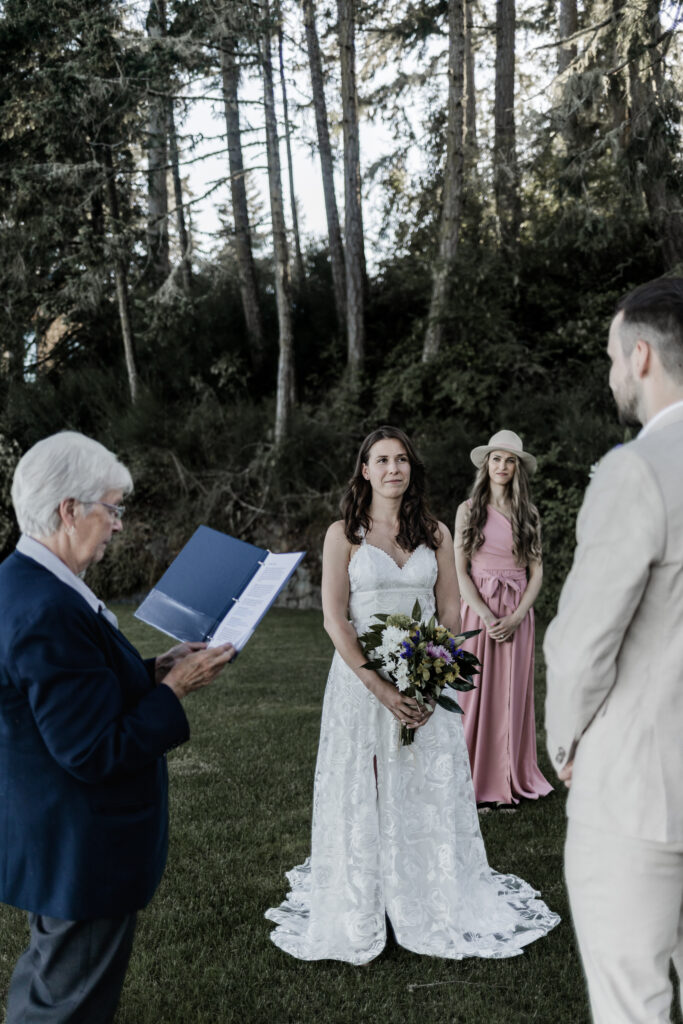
0,0,681,614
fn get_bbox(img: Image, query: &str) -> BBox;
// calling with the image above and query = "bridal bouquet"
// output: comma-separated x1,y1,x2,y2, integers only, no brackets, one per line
358,600,481,746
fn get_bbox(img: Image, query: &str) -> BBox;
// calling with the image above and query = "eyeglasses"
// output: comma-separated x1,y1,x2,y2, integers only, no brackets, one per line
79,500,126,521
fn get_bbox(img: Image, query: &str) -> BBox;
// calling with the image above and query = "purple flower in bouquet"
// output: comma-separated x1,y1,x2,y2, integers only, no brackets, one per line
400,639,414,659
425,641,453,664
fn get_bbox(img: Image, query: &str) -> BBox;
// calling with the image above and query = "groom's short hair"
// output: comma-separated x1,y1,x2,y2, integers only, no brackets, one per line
616,277,683,383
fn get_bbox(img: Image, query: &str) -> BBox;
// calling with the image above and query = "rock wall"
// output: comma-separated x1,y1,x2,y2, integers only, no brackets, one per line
275,562,322,610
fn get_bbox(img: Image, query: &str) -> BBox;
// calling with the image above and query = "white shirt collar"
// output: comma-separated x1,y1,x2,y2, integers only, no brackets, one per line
16,534,118,628
638,399,683,438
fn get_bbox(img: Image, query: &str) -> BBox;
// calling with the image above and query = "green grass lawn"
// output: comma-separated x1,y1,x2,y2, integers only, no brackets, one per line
0,608,598,1023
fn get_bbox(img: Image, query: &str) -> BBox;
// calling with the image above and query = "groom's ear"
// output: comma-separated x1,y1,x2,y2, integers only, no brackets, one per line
633,337,652,378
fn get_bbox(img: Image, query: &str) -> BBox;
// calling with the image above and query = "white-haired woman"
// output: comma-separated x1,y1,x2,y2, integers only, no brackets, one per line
0,431,235,1024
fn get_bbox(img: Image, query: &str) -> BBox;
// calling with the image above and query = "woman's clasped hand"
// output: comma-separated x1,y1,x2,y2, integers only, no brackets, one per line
374,679,430,728
486,611,523,643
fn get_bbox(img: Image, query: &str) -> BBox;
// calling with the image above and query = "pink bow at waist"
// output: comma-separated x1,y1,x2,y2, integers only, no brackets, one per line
469,568,527,612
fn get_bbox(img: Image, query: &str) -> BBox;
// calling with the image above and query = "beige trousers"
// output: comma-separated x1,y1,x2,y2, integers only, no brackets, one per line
565,817,683,1023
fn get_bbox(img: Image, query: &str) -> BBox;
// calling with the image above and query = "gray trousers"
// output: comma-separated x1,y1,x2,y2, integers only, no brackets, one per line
566,818,683,1023
6,912,137,1024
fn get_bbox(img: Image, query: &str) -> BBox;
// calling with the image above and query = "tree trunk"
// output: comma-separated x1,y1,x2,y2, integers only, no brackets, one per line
422,0,465,362
102,146,139,403
464,0,478,166
278,21,306,288
557,0,578,152
493,0,519,247
626,0,683,267
220,35,265,367
337,0,365,372
607,0,627,149
302,0,346,335
262,4,296,444
167,98,192,295
558,0,578,74
145,0,170,282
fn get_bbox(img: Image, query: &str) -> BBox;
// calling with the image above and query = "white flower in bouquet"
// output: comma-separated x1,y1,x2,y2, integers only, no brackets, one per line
377,625,410,667
394,660,411,693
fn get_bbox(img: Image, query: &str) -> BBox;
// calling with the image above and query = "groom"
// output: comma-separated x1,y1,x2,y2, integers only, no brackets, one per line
544,277,683,1023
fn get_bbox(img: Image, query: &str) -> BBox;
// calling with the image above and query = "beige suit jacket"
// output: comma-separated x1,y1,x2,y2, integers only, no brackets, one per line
544,403,683,843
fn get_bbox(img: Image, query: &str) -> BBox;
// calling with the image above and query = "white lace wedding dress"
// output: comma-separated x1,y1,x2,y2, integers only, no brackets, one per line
265,540,560,963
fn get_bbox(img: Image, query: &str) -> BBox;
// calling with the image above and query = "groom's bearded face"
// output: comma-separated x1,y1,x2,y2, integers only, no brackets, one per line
607,315,642,428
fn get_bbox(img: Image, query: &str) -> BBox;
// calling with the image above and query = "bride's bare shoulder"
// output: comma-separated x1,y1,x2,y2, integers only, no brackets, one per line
324,520,352,552
325,519,348,541
323,521,356,572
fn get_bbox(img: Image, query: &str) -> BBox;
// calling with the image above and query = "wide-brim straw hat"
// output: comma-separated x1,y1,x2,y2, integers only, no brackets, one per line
469,430,537,475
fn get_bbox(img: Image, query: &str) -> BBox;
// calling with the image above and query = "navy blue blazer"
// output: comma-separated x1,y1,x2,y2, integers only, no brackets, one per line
0,550,190,919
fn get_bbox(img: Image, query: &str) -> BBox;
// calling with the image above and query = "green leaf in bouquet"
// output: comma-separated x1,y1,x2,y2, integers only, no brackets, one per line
427,615,436,633
373,613,390,623
458,628,483,640
458,653,481,669
358,638,381,653
436,694,464,714
411,599,422,620
449,680,476,691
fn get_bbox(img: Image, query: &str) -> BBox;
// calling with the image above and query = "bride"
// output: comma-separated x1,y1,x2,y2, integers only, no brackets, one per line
266,426,559,963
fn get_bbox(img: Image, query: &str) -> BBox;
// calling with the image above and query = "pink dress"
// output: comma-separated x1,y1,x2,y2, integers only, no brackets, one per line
458,505,552,805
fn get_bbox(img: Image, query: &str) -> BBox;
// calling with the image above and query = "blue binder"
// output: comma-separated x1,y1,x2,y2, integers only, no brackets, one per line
134,525,303,643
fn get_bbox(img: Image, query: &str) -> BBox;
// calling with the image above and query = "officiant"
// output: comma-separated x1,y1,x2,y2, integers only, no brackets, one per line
0,430,235,1024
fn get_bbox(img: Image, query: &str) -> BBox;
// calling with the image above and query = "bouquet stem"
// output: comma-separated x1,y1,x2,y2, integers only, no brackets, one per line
400,723,416,746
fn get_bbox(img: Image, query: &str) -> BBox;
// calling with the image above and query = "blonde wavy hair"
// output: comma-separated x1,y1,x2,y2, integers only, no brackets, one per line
461,454,542,566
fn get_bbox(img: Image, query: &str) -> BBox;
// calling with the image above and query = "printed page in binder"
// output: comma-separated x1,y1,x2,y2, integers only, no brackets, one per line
209,551,304,649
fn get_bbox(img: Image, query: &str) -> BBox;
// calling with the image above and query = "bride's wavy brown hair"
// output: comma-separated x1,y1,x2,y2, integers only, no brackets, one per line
341,426,441,551
462,455,542,566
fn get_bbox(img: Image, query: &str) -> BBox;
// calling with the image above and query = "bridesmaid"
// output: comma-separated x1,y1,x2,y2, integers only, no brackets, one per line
454,430,552,807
